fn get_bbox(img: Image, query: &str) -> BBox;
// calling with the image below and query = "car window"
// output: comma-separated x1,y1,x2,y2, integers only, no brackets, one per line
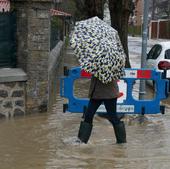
165,49,170,59
147,44,162,60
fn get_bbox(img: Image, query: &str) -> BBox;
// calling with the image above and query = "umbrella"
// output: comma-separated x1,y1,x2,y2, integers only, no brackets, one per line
70,16,126,84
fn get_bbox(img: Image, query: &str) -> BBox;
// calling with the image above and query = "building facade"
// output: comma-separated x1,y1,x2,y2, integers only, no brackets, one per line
133,0,143,26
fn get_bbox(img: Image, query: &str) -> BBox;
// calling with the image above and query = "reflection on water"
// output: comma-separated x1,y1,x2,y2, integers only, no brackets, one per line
0,48,170,169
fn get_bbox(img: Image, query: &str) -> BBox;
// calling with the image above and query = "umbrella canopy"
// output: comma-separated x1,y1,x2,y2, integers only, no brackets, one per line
70,16,126,84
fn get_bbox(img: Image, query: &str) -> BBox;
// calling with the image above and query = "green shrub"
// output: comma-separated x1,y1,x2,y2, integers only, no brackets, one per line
128,25,142,36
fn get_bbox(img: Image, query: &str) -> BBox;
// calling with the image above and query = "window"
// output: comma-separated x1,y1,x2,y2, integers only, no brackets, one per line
165,49,170,59
147,44,162,60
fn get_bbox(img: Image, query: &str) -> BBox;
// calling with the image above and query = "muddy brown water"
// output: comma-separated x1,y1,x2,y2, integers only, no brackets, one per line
0,48,170,169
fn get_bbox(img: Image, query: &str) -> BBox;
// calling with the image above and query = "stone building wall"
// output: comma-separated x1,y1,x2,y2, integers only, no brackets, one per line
0,82,26,117
0,0,67,117
0,68,27,118
11,0,56,114
26,2,51,113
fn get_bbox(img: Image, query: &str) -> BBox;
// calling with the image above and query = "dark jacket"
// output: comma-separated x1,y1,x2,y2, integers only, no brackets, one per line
88,76,119,99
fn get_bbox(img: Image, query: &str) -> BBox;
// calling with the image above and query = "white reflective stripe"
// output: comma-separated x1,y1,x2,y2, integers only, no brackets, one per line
97,105,135,113
117,80,127,103
117,105,135,112
124,70,137,78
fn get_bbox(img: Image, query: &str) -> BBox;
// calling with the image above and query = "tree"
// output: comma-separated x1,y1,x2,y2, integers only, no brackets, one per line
157,0,170,19
150,0,170,19
73,0,105,20
84,0,105,19
73,0,86,20
73,0,134,68
108,0,134,68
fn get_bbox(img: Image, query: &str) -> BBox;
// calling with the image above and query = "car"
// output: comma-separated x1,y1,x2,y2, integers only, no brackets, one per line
146,41,170,71
145,41,170,89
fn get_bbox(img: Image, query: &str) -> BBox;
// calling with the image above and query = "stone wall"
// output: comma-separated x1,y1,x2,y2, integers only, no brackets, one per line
11,0,55,114
8,0,68,115
0,82,25,117
0,68,27,118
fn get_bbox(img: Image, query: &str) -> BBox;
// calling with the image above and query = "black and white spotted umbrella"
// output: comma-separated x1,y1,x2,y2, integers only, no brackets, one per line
70,16,126,84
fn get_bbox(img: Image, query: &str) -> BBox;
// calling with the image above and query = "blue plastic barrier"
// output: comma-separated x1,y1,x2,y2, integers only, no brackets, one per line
60,66,169,115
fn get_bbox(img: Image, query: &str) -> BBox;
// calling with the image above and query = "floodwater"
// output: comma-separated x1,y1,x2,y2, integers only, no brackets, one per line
1,47,170,169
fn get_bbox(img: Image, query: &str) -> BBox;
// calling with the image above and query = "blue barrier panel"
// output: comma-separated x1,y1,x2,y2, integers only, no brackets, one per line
60,67,169,115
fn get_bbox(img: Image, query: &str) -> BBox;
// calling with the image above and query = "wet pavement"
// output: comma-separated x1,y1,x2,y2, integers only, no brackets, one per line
0,37,170,169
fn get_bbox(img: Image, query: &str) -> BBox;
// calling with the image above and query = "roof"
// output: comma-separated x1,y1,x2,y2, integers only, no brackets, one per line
50,9,71,17
0,0,10,12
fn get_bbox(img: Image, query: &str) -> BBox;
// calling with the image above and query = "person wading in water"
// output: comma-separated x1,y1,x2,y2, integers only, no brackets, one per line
77,75,127,144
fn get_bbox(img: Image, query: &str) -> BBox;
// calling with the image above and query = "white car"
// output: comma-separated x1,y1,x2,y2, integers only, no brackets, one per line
146,41,170,71
146,41,170,88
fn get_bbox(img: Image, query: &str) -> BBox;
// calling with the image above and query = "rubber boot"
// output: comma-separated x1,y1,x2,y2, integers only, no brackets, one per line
78,121,93,144
113,121,127,144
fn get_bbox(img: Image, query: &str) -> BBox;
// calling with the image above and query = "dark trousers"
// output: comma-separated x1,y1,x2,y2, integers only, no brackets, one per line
84,98,120,125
